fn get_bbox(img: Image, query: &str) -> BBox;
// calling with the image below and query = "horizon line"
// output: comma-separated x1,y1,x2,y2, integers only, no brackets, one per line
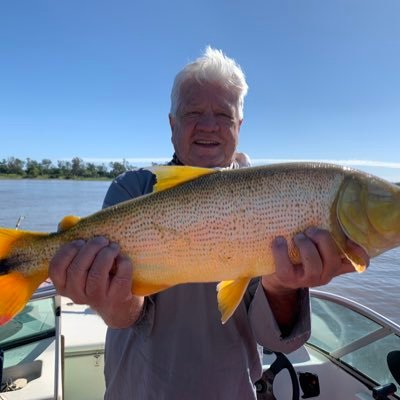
80,157,400,169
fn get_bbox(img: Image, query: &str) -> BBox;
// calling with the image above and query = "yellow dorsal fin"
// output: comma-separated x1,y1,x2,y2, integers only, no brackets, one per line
58,215,81,232
217,277,251,324
150,166,217,192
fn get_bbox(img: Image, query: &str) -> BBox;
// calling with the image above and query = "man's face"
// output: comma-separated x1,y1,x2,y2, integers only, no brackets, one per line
169,81,242,168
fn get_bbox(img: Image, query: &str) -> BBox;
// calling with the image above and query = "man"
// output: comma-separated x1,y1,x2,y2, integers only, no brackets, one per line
49,47,369,399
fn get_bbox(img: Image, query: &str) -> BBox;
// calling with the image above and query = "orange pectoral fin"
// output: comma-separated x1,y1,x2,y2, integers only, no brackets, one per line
342,247,368,272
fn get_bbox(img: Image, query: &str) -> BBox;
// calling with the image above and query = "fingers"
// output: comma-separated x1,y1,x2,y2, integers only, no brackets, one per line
49,237,142,328
49,239,86,293
271,237,303,287
65,237,110,301
108,254,133,300
272,233,324,289
270,228,369,291
85,242,121,301
49,237,133,305
304,228,345,283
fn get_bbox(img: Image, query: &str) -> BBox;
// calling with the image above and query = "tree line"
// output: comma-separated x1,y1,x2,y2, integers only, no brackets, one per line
0,157,138,179
3,157,399,185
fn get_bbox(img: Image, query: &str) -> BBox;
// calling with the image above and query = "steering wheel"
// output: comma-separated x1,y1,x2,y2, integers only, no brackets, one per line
255,351,300,400
387,351,400,386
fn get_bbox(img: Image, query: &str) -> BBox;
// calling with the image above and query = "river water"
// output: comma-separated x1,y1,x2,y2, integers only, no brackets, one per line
0,179,399,325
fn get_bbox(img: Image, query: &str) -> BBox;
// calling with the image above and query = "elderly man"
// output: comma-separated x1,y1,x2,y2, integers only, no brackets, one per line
49,47,369,399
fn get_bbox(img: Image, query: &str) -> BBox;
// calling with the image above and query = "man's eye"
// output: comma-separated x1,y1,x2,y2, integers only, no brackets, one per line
218,113,233,119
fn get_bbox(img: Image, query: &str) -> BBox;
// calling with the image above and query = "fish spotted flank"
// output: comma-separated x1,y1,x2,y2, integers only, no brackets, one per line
0,163,399,325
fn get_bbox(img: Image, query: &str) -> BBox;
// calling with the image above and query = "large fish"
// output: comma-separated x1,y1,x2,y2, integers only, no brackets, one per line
0,163,399,325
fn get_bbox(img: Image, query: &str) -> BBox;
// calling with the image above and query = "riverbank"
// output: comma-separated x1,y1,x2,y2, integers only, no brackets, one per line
0,174,112,181
3,174,397,184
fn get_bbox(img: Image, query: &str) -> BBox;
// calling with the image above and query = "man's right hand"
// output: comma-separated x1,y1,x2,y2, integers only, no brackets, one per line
49,236,144,328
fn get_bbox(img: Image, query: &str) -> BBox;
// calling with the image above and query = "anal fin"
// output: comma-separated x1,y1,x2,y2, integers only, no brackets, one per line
217,278,251,324
131,281,172,297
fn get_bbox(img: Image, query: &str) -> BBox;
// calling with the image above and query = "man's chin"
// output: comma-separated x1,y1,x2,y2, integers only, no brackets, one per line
189,156,229,169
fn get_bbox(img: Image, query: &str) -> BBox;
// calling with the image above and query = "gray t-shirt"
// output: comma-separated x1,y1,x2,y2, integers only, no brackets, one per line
102,169,311,400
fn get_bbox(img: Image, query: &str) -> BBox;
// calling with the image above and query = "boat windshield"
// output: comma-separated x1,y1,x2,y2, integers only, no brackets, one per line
0,289,56,369
309,291,400,395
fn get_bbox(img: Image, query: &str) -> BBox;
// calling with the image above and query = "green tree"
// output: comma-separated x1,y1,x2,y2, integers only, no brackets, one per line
58,160,72,178
109,161,127,177
41,159,53,175
0,159,7,173
7,157,25,175
71,157,85,177
96,164,109,178
84,162,98,178
25,158,41,178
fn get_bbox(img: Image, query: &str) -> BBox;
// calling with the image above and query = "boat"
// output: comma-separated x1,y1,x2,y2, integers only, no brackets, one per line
0,287,398,399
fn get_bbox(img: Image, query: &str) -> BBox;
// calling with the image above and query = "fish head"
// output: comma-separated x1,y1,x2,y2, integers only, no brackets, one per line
337,173,400,257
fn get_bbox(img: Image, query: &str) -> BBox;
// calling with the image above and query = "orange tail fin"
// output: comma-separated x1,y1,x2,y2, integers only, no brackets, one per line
0,227,49,326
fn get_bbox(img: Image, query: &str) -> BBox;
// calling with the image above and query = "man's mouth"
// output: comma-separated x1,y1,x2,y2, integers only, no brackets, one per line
194,140,219,146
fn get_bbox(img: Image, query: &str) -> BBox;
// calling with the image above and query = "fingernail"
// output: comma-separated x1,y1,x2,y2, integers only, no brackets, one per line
273,236,286,246
73,239,85,247
305,227,318,237
295,233,307,241
110,242,119,251
95,236,109,245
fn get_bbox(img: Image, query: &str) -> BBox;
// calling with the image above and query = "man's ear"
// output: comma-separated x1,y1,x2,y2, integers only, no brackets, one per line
169,114,175,132
169,114,176,146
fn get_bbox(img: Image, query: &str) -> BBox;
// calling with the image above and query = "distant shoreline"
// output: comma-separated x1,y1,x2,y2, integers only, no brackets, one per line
0,174,112,181
0,157,135,181
1,173,399,185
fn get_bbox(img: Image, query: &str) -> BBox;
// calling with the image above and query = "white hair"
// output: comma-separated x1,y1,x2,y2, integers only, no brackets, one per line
170,46,249,119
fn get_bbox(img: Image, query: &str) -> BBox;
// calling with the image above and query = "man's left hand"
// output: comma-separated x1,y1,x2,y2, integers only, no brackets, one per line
261,228,370,334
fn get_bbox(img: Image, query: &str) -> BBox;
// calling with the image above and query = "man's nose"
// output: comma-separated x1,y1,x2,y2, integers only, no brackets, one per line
196,112,219,131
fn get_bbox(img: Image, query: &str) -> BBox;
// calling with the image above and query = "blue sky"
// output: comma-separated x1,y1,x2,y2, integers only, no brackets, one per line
1,0,400,180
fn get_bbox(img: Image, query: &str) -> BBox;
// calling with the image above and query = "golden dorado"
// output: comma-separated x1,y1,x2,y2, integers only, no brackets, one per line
1,163,400,325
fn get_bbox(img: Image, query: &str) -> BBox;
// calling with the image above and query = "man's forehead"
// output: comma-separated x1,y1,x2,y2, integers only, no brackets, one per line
180,80,237,106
